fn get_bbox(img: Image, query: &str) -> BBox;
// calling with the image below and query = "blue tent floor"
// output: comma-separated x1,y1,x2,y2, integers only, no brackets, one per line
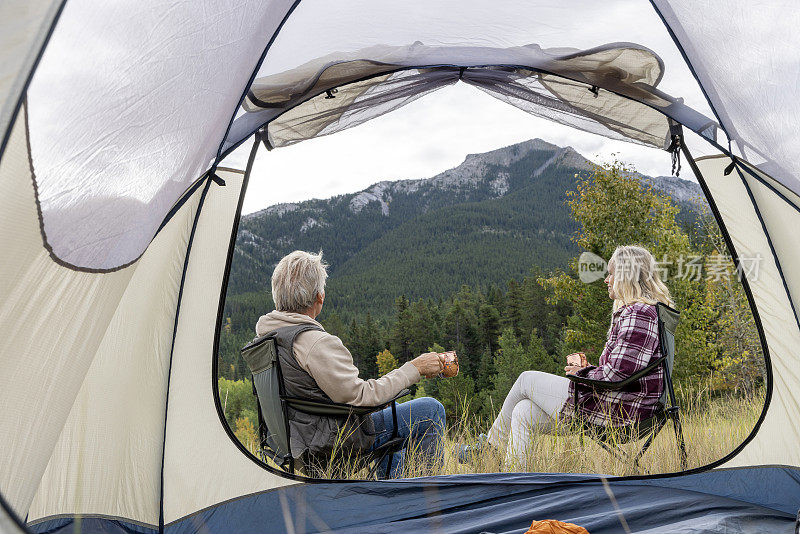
29,466,800,533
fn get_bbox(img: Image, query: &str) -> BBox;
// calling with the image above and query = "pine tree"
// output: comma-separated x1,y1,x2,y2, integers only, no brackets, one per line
428,342,476,424
527,330,560,375
490,329,528,406
360,313,383,378
390,295,414,363
478,303,501,355
347,318,362,370
503,279,524,337
321,310,347,341
408,299,438,357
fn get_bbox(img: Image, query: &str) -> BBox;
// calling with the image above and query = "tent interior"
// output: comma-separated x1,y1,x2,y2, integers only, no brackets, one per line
1,1,799,533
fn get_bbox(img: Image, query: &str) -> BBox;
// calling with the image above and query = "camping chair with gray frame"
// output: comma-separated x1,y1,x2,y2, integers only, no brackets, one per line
567,303,688,471
240,332,409,479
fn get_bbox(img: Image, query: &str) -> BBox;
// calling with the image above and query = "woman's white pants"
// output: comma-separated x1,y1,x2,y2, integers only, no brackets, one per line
487,371,571,465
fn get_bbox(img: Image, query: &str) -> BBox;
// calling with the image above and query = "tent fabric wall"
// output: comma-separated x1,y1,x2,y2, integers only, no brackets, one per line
0,101,216,525
162,168,296,523
696,156,800,468
0,107,134,518
25,183,204,527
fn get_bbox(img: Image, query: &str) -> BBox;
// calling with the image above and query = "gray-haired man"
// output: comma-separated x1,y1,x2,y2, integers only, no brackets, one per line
255,250,445,477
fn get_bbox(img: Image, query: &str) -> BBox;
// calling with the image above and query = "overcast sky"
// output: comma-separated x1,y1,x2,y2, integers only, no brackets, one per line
222,0,718,215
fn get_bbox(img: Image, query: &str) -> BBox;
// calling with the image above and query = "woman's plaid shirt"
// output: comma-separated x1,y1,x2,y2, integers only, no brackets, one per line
562,302,664,426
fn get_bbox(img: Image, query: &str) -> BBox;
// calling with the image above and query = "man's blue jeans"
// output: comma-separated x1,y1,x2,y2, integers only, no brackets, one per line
368,396,445,478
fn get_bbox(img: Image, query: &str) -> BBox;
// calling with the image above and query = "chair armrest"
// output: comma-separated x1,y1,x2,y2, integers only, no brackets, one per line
282,388,411,417
566,356,667,391
370,388,411,410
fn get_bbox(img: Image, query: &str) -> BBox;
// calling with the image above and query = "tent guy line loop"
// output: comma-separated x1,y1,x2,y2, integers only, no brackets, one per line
724,158,738,176
209,173,226,187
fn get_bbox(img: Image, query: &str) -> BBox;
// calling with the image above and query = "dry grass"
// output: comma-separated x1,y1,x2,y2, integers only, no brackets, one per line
247,387,764,479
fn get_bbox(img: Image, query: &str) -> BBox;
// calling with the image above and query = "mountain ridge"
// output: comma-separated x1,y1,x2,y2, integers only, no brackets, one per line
250,138,701,221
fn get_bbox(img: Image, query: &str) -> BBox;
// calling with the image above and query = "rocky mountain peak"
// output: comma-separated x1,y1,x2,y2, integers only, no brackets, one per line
247,138,704,222
462,138,559,166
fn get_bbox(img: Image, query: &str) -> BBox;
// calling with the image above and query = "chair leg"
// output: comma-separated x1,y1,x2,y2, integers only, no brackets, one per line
367,448,390,480
632,430,658,468
384,400,400,479
366,440,404,480
672,413,688,470
595,439,627,464
385,449,393,479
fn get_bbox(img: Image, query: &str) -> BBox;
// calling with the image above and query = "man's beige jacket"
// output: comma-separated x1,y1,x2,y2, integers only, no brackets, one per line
255,310,421,406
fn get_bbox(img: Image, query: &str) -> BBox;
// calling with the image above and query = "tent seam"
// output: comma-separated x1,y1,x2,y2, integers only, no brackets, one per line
734,166,800,337
209,134,313,482
158,177,214,534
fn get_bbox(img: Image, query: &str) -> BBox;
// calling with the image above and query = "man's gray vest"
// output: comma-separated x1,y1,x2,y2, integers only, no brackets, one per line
269,324,376,458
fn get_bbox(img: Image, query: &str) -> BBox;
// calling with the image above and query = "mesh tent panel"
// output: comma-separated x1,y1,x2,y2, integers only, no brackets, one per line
465,69,668,148
267,69,458,148
241,43,715,150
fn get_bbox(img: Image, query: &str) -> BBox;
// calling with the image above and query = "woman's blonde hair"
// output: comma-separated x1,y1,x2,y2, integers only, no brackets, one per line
608,245,673,313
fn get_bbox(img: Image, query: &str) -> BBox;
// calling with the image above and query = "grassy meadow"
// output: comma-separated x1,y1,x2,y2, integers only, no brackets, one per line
227,382,764,479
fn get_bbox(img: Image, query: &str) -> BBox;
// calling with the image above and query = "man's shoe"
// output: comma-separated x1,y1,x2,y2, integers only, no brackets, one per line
458,433,489,464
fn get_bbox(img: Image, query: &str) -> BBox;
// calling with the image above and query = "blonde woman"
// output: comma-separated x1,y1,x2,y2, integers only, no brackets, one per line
460,245,674,465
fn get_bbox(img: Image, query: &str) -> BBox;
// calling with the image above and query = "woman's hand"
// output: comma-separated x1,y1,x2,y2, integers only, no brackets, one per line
411,352,445,378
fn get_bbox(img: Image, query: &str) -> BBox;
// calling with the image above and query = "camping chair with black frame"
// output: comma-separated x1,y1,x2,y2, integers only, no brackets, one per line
240,333,409,479
566,302,688,471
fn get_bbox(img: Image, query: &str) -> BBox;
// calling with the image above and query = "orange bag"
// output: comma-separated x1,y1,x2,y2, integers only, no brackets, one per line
525,519,590,534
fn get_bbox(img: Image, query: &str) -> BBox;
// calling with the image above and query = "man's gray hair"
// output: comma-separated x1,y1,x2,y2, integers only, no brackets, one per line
271,250,328,313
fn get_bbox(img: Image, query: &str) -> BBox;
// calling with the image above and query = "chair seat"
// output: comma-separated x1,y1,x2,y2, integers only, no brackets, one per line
580,404,667,444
